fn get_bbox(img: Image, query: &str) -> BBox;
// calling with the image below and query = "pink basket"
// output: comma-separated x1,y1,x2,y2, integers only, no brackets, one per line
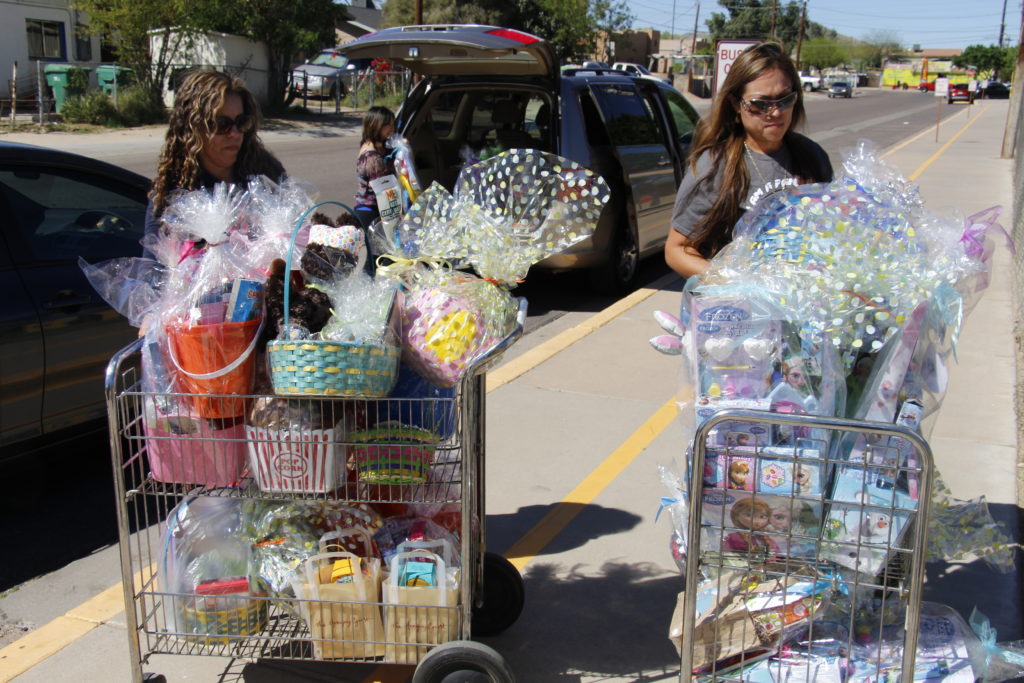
145,415,247,487
245,424,345,493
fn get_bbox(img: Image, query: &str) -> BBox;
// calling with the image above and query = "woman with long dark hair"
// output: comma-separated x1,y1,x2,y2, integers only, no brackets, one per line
665,43,833,279
353,105,397,226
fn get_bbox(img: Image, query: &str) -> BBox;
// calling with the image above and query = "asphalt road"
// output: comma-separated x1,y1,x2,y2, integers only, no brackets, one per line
0,86,972,594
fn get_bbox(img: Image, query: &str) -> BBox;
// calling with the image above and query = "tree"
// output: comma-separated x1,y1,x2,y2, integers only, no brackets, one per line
210,0,346,112
382,0,504,27
71,0,210,98
800,37,849,72
853,29,904,69
954,44,1017,81
705,0,836,55
73,0,345,110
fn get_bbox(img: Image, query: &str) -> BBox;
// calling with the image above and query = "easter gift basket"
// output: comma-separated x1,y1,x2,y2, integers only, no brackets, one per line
267,201,402,397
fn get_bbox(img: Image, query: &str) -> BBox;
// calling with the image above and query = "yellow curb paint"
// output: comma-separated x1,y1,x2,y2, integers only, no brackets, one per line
0,564,153,680
908,103,991,181
486,272,679,393
0,616,97,680
504,399,679,573
881,103,972,159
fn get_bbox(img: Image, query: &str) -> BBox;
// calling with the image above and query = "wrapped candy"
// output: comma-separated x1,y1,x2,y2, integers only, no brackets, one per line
387,134,423,208
377,150,609,386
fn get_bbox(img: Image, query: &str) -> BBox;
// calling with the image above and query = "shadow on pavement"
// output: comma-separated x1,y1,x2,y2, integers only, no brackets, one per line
487,503,644,558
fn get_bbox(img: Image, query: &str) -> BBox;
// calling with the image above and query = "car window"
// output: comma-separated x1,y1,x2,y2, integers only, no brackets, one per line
0,166,146,263
590,83,660,146
662,88,697,140
310,51,348,68
428,90,461,138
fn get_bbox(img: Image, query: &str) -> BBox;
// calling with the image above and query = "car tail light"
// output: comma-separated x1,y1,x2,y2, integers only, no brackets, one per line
486,28,539,45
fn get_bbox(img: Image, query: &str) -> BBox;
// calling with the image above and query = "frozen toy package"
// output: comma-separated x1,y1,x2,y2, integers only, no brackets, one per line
700,489,823,561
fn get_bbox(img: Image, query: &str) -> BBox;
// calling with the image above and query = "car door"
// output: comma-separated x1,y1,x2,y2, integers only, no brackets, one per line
0,158,147,442
652,85,699,172
588,81,677,254
0,230,44,445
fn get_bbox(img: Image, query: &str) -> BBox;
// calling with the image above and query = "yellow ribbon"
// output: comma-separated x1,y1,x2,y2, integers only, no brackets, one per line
374,254,452,283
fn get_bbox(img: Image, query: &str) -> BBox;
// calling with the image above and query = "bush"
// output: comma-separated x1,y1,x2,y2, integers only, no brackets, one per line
60,90,119,126
66,66,90,92
115,86,166,126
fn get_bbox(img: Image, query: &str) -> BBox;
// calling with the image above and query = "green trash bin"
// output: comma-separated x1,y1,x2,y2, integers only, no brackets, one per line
44,64,91,113
96,65,131,97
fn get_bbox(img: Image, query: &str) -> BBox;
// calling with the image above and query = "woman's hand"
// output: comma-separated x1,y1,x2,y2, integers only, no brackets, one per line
664,229,709,279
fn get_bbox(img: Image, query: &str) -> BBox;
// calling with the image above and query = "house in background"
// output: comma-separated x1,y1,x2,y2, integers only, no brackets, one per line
335,0,382,44
1,0,107,99
148,29,270,106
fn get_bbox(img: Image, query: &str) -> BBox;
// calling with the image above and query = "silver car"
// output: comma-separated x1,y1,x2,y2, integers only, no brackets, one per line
290,48,353,100
337,25,699,292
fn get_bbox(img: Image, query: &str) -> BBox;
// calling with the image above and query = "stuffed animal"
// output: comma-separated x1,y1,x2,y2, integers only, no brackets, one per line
262,258,332,344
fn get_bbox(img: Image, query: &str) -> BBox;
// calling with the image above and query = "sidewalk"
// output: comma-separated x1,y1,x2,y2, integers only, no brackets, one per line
0,99,1018,682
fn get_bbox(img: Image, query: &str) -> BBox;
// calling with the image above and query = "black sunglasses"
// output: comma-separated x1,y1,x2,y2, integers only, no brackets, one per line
739,91,798,116
210,113,254,135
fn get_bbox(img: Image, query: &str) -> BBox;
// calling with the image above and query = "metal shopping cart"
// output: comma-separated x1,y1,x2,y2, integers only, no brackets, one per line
105,300,528,683
674,409,938,682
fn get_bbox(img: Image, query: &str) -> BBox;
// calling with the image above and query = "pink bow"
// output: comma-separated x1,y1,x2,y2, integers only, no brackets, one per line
960,205,1014,260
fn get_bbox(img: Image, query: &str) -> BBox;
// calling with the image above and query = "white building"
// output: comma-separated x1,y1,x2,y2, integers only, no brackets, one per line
1,0,105,97
149,29,270,106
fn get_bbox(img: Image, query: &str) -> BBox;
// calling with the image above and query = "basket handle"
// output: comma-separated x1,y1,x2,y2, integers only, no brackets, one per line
283,201,359,334
319,527,375,556
166,316,265,381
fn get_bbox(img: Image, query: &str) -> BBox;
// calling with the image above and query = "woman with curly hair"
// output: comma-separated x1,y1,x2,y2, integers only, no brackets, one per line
665,42,833,279
144,69,285,247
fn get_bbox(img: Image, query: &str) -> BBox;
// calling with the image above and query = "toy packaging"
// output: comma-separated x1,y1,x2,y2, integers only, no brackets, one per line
701,489,824,560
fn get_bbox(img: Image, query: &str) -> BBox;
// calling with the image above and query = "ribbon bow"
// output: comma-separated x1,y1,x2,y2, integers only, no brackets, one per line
969,607,1024,674
960,205,1015,260
655,496,685,523
374,254,451,284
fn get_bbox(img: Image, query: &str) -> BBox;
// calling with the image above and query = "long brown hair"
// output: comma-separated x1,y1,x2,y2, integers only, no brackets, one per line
150,70,284,217
360,105,396,153
686,42,823,256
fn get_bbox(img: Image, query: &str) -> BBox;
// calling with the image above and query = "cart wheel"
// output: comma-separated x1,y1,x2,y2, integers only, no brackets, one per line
471,552,524,637
412,640,514,683
142,674,167,683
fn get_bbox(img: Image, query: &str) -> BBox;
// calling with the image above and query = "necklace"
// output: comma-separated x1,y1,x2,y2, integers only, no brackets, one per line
744,142,771,188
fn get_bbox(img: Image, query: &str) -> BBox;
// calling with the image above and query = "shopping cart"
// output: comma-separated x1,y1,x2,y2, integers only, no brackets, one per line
105,299,528,683
675,408,935,681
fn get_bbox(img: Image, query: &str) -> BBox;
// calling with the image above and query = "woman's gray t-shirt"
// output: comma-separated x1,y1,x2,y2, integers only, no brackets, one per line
671,134,832,241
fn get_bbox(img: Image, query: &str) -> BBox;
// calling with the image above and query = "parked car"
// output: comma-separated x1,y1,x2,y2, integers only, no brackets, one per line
828,81,852,98
919,80,937,92
947,82,974,104
289,48,365,100
337,25,700,292
799,72,821,92
984,81,1010,99
0,142,149,459
611,62,672,85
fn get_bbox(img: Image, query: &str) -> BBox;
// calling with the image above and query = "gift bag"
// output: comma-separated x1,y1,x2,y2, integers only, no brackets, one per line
293,551,385,659
383,550,459,664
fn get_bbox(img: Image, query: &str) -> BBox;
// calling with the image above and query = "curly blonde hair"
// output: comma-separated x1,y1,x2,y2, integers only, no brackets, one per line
150,69,284,217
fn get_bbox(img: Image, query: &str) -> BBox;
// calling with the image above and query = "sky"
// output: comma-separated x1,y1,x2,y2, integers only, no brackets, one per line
631,0,1019,51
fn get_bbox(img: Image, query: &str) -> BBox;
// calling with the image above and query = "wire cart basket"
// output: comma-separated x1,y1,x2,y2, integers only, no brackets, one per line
105,300,528,683
675,408,936,681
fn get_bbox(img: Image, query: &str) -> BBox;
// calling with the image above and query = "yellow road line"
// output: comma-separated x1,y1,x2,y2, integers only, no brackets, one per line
908,103,991,180
0,565,153,681
486,272,678,392
504,399,679,572
880,102,972,159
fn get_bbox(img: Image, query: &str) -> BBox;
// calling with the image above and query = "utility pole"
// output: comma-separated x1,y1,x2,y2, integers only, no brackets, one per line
671,0,677,45
999,0,1008,47
415,0,422,24
687,2,700,95
795,0,807,72
770,0,777,40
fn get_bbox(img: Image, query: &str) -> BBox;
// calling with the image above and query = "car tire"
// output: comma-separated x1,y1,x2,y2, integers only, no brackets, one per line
590,205,639,295
803,82,813,92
